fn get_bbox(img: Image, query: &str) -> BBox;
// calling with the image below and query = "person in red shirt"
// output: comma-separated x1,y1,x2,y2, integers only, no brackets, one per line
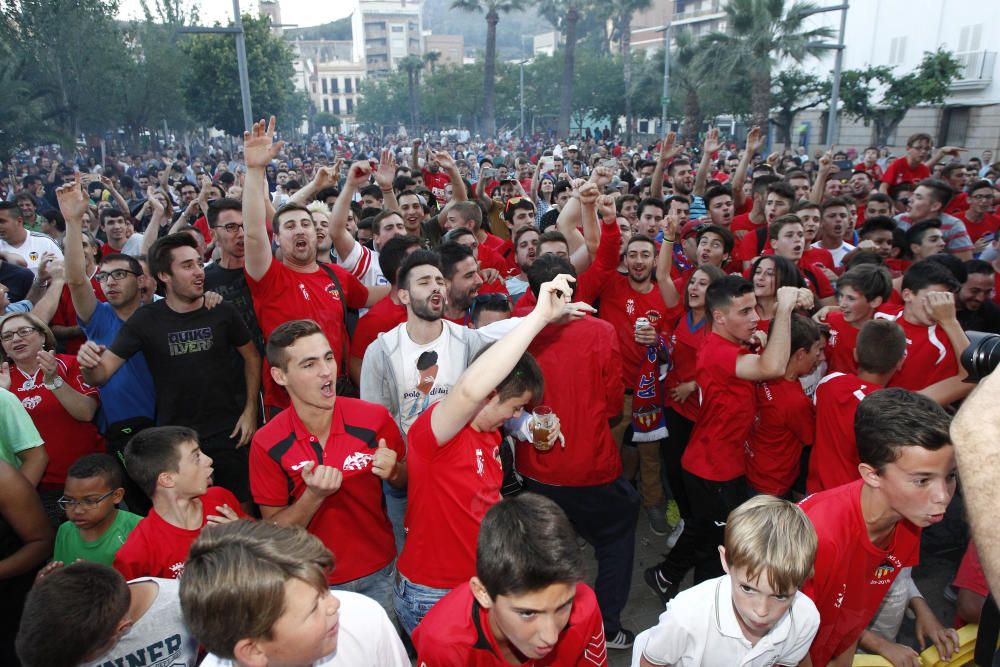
413,493,608,664
879,133,933,194
746,314,823,498
800,388,957,666
733,179,794,268
645,277,803,602
958,180,1000,255
766,215,836,305
250,319,405,611
113,426,246,580
824,264,893,374
516,255,638,648
241,118,380,414
703,185,735,229
411,138,453,203
730,173,780,240
876,260,972,404
806,319,906,494
395,273,585,636
854,146,884,182
941,163,970,217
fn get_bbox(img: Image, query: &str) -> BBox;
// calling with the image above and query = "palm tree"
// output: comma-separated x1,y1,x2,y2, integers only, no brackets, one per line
537,0,585,138
423,50,441,74
399,55,424,130
452,0,525,138
702,0,835,140
610,0,653,145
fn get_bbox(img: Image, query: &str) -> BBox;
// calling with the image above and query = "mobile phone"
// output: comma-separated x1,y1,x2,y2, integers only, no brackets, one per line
601,158,618,170
481,168,494,179
540,156,555,172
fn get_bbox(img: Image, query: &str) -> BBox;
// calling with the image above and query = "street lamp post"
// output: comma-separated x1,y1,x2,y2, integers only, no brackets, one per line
660,22,671,136
802,3,849,149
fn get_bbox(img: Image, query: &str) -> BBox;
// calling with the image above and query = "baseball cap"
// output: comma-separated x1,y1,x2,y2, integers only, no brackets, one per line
567,144,579,151
680,219,706,240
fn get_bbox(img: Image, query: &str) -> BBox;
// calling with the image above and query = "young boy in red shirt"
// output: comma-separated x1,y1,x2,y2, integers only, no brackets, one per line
113,426,245,580
413,493,607,666
806,319,906,494
746,314,823,498
800,388,956,666
645,276,805,601
879,133,933,194
823,264,893,374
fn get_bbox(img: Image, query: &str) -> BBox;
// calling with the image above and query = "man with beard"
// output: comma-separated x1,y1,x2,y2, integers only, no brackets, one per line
241,118,382,415
440,242,484,324
812,197,856,267
78,234,261,510
505,226,538,303
59,175,156,512
203,198,264,355
957,260,1000,334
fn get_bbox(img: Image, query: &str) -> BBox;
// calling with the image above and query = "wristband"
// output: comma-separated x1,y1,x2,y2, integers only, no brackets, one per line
663,237,676,244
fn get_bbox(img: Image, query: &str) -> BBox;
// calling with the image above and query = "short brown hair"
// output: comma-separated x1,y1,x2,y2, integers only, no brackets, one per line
0,312,57,362
271,202,313,235
265,319,324,371
180,520,333,660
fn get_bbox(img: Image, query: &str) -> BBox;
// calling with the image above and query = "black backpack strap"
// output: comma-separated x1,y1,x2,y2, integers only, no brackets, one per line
975,593,999,666
756,225,768,256
316,262,355,369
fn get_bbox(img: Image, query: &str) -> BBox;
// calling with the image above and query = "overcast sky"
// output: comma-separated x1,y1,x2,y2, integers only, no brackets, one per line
118,0,352,29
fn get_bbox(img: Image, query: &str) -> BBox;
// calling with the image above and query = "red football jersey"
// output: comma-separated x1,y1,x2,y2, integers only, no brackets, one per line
880,158,930,188
249,399,404,584
800,480,921,666
397,403,504,589
247,260,368,410
957,211,1000,244
422,168,452,203
877,314,958,391
823,311,861,375
7,354,103,488
806,373,881,494
50,279,106,355
113,486,245,580
681,332,755,481
746,377,814,496
413,582,607,667
518,316,624,487
664,311,710,421
593,273,679,386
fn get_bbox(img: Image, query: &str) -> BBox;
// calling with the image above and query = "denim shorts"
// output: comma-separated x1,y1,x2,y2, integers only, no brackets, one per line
331,562,395,617
393,571,452,635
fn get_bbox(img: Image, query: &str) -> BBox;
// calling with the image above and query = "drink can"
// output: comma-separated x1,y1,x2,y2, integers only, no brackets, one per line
635,317,649,333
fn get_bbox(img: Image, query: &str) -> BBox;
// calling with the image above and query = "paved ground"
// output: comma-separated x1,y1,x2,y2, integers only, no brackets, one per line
581,489,971,666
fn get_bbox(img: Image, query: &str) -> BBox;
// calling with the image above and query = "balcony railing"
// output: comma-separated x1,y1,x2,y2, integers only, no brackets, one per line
950,51,996,91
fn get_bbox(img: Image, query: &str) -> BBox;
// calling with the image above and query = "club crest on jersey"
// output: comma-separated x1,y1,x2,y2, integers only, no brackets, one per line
874,560,895,579
325,283,342,300
828,328,838,347
625,298,635,316
29,251,40,262
644,310,662,326
342,452,372,471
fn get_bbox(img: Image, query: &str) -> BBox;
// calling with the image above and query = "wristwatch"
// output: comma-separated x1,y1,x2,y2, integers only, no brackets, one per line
43,376,64,391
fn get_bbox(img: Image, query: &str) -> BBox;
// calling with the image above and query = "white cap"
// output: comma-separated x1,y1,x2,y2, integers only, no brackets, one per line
568,144,579,151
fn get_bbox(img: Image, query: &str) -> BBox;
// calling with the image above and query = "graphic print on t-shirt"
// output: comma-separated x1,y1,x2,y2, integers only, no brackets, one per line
167,327,213,356
404,350,442,422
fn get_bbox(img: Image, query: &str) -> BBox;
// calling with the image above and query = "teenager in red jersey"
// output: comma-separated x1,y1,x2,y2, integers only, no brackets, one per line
823,264,893,375
413,493,607,666
748,255,812,333
807,319,906,494
394,274,590,636
879,133,933,194
113,427,245,580
800,388,957,666
746,314,824,498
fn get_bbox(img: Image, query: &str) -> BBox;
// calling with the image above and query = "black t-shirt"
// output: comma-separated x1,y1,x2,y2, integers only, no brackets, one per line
539,208,560,232
958,300,1000,335
0,260,35,302
204,264,265,355
110,300,252,437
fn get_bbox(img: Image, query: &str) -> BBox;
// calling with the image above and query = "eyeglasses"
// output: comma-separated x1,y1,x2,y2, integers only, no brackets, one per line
213,222,244,233
0,326,40,342
57,490,116,511
95,269,139,282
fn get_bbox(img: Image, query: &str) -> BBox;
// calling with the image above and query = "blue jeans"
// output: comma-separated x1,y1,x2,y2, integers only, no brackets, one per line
393,571,451,635
383,480,407,554
331,562,395,617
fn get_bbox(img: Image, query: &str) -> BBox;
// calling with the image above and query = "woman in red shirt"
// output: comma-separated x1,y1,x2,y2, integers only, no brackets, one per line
0,313,103,521
750,255,807,333
662,264,725,521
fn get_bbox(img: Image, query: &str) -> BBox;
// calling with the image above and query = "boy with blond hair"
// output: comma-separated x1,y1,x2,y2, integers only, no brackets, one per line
180,520,408,667
634,496,819,667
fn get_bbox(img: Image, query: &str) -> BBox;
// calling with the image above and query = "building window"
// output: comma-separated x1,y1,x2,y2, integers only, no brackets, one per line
332,78,339,93
346,98,354,114
888,36,907,65
940,107,970,147
345,78,352,93
333,99,341,115
321,78,327,94
323,99,329,112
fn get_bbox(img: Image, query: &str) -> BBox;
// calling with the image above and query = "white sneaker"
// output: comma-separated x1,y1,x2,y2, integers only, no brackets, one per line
666,519,685,550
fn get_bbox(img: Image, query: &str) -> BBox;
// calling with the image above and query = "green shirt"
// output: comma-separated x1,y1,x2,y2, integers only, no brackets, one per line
0,387,43,469
54,509,142,566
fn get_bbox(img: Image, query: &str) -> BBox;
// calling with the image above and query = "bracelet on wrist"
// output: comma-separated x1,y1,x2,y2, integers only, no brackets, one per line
663,237,677,244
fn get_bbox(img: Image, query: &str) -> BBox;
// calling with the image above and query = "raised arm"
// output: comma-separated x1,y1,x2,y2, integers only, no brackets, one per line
101,176,130,214
331,163,371,261
695,128,721,197
429,274,584,445
558,180,592,257
243,117,285,282
435,150,466,204
289,163,339,207
375,149,400,212
926,146,964,169
656,214,681,308
410,139,422,172
810,152,834,205
918,291,974,405
650,131,681,200
57,174,99,323
735,286,800,381
732,127,763,212
30,261,66,325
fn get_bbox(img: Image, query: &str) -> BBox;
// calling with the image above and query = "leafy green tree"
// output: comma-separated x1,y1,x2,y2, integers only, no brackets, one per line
357,72,409,129
181,14,298,136
702,0,834,139
536,0,586,138
770,68,829,148
424,50,442,74
839,48,961,146
0,49,67,158
313,112,340,130
399,55,425,130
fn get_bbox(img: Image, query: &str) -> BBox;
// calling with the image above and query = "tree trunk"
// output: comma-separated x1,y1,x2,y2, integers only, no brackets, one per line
558,6,579,138
484,10,499,138
776,111,793,148
622,13,633,146
407,70,417,130
751,69,771,141
682,87,701,146
414,69,422,129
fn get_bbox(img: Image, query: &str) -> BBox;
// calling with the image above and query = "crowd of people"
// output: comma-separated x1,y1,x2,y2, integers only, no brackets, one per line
1,118,1000,667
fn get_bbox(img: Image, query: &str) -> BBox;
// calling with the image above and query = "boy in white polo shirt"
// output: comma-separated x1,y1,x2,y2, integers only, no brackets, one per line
633,495,819,667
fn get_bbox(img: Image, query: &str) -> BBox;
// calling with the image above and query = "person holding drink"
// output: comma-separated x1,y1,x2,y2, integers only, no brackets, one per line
393,272,590,636
514,254,641,651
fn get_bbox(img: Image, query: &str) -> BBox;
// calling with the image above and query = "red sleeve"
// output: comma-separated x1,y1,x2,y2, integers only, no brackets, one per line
249,437,294,508
113,527,147,580
603,325,625,420
577,220,621,304
881,159,900,185
194,216,214,245
807,264,835,299
788,395,816,446
414,643,471,666
572,586,608,667
737,230,761,265
61,355,100,401
207,486,248,518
